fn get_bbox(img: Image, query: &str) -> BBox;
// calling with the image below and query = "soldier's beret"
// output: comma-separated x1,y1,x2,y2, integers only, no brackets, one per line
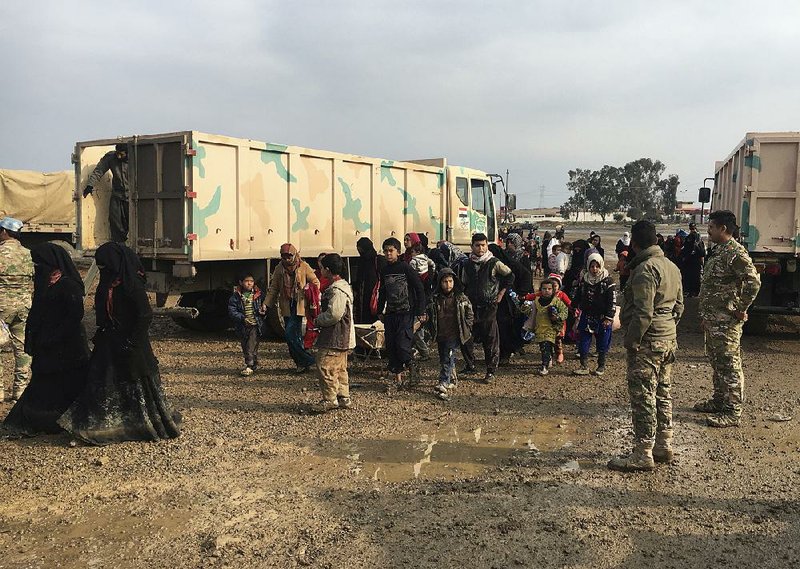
0,217,23,232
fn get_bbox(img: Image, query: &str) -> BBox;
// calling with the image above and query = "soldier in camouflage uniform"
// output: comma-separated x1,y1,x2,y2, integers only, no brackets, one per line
610,220,684,472
82,143,129,242
0,217,34,401
695,210,760,428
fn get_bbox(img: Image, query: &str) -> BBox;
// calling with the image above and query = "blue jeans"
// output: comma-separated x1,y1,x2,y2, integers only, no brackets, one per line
577,313,613,356
284,314,315,368
437,338,460,386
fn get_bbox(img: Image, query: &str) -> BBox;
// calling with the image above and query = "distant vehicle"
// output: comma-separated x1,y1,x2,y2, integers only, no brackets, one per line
713,132,800,332
74,131,509,334
0,169,75,249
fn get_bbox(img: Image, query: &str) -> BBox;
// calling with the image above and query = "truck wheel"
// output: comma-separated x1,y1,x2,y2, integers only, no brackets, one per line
266,304,286,339
173,290,232,332
743,314,769,335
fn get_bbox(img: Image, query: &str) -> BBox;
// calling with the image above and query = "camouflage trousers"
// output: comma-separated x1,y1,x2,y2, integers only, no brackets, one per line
704,321,744,417
626,339,677,443
0,305,31,395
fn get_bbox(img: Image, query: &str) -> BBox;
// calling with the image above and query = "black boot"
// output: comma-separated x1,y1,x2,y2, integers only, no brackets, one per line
594,352,607,376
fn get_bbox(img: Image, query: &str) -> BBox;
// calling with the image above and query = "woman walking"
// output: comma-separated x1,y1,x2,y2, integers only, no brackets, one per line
264,243,319,372
58,242,180,445
353,237,385,324
4,244,89,434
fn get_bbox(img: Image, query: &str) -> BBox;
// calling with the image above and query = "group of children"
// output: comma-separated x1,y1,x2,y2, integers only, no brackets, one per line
226,230,618,410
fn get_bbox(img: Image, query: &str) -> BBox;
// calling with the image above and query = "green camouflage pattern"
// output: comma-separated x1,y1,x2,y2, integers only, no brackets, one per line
698,239,760,323
704,321,744,417
0,237,32,394
0,238,33,304
626,339,676,443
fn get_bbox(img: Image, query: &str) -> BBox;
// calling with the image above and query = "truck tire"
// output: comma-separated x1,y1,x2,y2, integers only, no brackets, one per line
743,314,769,335
266,304,286,339
173,290,232,332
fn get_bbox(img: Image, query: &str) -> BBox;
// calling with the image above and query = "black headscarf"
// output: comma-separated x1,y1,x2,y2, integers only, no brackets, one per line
30,243,84,298
95,242,146,294
94,243,146,327
488,243,509,264
356,237,376,260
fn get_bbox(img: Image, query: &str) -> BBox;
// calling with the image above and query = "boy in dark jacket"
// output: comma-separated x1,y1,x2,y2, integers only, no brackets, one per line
227,273,266,376
378,237,426,385
573,253,617,376
427,268,474,400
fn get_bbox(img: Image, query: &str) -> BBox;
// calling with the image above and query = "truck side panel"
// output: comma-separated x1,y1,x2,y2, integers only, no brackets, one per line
714,133,800,255
191,140,239,260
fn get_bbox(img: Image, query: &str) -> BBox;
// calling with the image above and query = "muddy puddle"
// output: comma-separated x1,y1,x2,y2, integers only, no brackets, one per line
304,416,583,482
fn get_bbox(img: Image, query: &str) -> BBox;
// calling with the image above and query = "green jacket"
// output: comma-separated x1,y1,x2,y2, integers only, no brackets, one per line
621,245,684,350
698,238,760,324
0,238,33,311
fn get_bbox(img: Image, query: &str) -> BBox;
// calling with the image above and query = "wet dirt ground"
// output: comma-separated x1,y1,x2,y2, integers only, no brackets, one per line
1,299,799,569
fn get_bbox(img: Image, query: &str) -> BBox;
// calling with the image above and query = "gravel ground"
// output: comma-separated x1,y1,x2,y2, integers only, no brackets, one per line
1,300,799,568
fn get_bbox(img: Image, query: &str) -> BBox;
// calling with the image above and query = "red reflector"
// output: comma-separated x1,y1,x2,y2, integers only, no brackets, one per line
186,148,197,157
765,264,781,276
186,233,197,241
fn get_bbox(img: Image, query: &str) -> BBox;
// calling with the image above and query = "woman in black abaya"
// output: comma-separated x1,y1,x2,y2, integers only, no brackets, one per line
57,242,180,445
353,237,386,324
3,243,89,434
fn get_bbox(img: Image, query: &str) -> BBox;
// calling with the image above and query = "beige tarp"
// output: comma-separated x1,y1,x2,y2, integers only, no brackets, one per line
0,169,75,227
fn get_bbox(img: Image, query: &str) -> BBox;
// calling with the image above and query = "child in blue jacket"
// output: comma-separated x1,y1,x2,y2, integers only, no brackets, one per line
228,273,266,376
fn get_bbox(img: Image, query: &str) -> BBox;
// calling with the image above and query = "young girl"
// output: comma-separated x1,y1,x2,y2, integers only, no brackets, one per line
530,279,568,376
573,253,617,376
522,273,571,363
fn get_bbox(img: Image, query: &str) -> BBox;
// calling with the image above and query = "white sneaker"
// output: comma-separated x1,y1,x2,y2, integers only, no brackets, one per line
240,367,254,377
539,366,549,376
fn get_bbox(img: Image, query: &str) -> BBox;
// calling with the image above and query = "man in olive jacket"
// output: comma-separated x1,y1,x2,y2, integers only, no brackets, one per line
610,220,684,472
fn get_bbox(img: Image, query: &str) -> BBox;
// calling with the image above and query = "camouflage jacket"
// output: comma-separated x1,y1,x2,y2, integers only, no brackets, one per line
87,151,129,196
698,238,760,323
0,238,33,307
621,245,684,351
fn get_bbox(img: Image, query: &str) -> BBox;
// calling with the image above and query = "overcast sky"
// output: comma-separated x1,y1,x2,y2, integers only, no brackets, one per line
2,1,799,208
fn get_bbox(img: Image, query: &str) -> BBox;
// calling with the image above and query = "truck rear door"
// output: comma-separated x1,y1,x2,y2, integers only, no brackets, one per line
130,134,189,257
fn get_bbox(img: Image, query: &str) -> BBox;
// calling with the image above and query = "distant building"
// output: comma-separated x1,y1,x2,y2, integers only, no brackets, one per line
512,208,606,223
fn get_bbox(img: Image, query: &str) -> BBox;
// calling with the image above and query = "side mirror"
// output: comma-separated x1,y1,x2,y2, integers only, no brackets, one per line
506,193,517,211
491,181,497,194
698,187,711,203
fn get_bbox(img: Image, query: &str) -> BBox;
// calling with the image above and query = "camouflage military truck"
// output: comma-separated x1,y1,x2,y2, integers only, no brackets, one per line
0,169,76,249
712,132,800,332
74,131,510,334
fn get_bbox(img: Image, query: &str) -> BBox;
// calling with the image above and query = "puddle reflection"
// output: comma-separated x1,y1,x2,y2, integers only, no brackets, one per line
310,417,577,482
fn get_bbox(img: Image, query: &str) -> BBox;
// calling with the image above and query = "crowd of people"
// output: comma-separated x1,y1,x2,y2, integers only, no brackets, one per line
0,209,761,472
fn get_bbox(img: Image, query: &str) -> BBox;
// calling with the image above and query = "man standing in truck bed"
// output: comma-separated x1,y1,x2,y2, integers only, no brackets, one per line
82,143,129,243
695,210,760,428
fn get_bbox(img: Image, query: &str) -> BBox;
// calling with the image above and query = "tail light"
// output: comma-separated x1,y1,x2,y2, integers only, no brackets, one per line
765,263,781,276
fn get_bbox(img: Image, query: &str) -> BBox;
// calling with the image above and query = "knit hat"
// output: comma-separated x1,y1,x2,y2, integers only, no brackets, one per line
548,273,563,287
